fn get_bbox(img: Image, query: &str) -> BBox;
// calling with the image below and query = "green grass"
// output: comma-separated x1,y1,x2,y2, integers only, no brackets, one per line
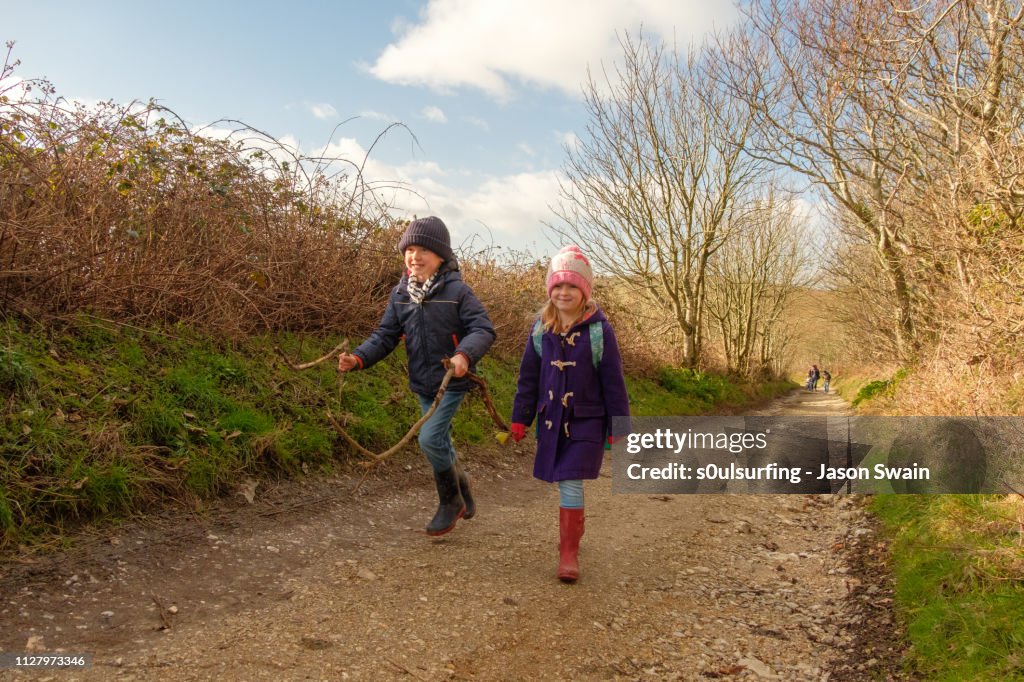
852,368,907,407
628,367,795,416
850,447,896,494
133,397,186,447
0,313,797,550
0,346,35,395
871,495,1024,681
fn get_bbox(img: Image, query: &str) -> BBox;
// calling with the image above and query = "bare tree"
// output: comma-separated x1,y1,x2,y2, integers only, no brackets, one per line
882,0,1024,358
726,0,1024,365
555,33,764,368
721,0,925,360
821,207,908,362
705,187,813,376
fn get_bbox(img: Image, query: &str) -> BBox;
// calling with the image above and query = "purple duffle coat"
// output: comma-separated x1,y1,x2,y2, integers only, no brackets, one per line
511,307,631,482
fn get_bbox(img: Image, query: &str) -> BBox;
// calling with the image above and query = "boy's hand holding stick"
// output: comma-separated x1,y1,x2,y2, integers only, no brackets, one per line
338,351,511,447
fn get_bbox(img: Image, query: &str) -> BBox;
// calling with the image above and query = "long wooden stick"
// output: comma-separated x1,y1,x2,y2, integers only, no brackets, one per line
327,366,456,463
278,341,509,466
464,372,509,432
275,339,349,370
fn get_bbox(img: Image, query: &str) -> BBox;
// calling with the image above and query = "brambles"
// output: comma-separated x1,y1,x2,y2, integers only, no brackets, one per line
1,59,402,340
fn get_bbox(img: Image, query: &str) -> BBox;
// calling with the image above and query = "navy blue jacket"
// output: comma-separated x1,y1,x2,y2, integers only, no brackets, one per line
352,261,496,396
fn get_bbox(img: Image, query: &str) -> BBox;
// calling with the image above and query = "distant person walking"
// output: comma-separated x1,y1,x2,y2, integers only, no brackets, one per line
811,364,821,392
806,366,815,391
822,369,832,393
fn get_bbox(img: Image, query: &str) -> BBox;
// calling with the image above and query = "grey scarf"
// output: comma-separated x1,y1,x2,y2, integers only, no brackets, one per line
407,272,439,305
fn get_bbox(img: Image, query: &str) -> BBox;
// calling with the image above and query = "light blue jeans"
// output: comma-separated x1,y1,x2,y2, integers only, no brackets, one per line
558,480,584,509
415,390,467,473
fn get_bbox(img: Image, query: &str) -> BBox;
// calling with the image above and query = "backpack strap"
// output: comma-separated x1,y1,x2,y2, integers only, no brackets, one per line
533,319,603,369
588,321,603,369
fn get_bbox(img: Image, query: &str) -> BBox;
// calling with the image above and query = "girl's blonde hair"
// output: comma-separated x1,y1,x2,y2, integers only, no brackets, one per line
539,298,597,334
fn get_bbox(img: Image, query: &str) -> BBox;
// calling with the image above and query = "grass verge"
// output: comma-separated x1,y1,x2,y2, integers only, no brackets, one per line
1,314,793,551
870,494,1024,681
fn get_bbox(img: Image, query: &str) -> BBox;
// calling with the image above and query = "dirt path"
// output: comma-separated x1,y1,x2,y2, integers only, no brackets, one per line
1,390,907,681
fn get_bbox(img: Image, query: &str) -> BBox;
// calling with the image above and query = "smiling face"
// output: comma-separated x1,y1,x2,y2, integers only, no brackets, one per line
404,245,444,282
550,282,585,315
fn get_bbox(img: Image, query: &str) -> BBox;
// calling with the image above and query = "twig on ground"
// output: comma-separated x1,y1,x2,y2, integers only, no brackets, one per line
150,594,173,631
387,657,427,680
280,348,508,489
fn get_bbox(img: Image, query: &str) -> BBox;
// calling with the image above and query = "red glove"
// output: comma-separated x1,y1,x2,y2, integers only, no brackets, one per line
607,435,620,445
510,423,527,442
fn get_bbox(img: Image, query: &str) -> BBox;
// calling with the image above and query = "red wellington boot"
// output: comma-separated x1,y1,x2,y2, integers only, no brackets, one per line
557,507,585,583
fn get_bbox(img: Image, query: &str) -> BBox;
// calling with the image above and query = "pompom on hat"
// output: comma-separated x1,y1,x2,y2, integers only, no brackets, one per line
546,245,594,300
397,216,454,262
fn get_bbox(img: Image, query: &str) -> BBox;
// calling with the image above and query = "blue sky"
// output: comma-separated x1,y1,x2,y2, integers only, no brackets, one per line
4,0,739,256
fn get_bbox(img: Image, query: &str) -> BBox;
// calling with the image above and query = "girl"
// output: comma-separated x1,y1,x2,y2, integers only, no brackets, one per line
509,245,630,582
338,216,496,536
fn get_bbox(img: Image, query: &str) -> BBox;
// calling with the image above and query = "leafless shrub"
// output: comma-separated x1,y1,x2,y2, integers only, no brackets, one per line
0,54,405,338
455,237,548,358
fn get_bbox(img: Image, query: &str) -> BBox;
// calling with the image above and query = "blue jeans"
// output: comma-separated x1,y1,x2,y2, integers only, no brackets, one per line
415,390,467,473
558,480,584,508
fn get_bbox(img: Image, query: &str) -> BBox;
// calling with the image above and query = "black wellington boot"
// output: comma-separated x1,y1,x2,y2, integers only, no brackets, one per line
426,466,466,536
456,463,475,520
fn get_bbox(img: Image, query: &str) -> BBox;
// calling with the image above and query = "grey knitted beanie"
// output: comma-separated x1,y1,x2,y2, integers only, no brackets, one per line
397,216,454,262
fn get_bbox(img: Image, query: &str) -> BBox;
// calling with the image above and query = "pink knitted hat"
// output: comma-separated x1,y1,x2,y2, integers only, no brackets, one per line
546,245,594,300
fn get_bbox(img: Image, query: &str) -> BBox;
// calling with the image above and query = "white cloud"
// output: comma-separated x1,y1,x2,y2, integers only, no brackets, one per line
0,75,30,103
308,102,338,120
420,105,447,123
314,136,562,251
463,115,489,132
193,123,308,174
430,171,565,252
517,142,536,157
285,101,339,120
359,109,397,121
370,0,738,99
556,130,580,150
190,124,561,254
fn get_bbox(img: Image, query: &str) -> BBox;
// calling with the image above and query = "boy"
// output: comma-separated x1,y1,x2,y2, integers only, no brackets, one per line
338,217,496,536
